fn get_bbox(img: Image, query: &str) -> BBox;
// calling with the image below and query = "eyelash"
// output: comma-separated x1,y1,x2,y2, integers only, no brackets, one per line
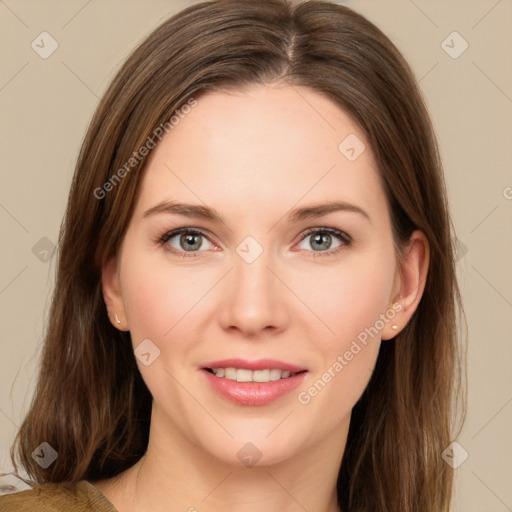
156,227,352,258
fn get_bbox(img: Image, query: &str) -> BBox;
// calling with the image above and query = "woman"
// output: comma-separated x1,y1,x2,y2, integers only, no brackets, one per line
2,0,465,510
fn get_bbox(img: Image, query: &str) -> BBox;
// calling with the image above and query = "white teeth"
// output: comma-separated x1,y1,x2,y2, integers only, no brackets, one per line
211,367,299,383
269,368,282,381
236,369,252,382
224,367,237,380
253,369,270,382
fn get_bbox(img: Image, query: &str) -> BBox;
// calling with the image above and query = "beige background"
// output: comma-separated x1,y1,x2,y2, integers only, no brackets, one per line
1,0,511,510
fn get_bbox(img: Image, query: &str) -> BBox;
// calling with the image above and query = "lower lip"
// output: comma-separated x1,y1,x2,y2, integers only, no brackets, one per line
201,369,308,406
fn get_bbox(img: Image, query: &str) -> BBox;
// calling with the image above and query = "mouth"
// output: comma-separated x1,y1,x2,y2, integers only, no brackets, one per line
200,358,309,406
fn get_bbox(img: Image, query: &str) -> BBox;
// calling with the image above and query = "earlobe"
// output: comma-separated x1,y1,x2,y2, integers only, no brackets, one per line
102,257,129,331
382,230,430,340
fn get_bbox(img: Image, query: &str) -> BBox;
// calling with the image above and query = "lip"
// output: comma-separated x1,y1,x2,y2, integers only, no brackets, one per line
201,358,306,372
201,368,308,406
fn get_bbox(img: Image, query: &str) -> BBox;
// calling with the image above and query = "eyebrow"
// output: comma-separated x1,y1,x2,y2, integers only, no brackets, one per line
143,200,371,224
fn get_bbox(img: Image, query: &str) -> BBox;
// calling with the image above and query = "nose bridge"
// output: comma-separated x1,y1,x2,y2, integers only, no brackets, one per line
234,246,272,296
218,237,287,334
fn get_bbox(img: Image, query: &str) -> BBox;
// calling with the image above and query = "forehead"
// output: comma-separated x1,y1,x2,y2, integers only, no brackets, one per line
134,84,387,226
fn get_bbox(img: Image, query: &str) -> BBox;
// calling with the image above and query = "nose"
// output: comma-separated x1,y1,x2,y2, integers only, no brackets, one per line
217,248,289,338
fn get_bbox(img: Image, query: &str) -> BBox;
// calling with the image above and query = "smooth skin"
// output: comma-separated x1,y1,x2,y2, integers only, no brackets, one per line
95,84,429,512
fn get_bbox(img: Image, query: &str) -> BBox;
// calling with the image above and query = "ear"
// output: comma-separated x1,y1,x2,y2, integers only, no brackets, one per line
382,230,430,340
102,256,129,331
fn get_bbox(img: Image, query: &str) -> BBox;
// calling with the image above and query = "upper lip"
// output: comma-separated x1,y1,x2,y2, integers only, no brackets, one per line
202,358,307,372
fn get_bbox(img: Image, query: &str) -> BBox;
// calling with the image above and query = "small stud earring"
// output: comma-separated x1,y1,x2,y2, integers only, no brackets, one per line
114,313,121,325
391,324,398,330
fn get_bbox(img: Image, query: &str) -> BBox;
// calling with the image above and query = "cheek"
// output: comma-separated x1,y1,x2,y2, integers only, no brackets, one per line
293,254,394,408
118,245,210,343
291,253,396,348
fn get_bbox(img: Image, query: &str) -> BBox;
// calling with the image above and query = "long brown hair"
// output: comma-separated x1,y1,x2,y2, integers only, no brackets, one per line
9,1,465,510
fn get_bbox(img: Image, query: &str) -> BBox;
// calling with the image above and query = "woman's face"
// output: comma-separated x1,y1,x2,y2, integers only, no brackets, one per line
105,84,408,467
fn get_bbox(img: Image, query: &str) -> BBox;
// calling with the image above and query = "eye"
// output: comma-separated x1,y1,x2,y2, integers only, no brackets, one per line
296,227,351,257
157,226,351,258
158,228,217,257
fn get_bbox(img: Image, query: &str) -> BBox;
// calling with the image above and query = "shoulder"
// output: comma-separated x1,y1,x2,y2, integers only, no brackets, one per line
0,480,118,512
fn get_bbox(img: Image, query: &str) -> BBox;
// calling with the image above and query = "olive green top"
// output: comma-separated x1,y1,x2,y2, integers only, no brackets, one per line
0,480,118,511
